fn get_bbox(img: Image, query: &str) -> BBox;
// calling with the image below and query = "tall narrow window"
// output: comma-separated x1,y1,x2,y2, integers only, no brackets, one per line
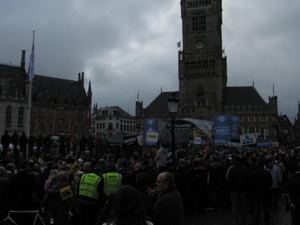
6,106,12,125
18,107,24,126
200,13,206,30
193,15,198,31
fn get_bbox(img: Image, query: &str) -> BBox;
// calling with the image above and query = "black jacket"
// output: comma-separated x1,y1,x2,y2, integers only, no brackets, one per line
226,164,249,193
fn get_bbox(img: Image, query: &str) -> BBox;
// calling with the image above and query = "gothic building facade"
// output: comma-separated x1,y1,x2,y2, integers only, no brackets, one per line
0,50,91,138
136,0,280,145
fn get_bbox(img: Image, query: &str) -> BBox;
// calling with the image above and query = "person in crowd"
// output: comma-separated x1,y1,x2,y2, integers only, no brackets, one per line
75,162,103,225
44,171,73,225
206,154,222,210
0,166,9,220
147,172,183,225
289,152,300,175
186,158,207,214
1,130,10,158
102,185,153,225
7,159,40,224
59,133,66,156
249,159,273,225
226,155,249,225
97,168,154,225
155,143,168,172
284,162,300,225
43,169,59,225
134,162,153,194
51,133,59,158
10,129,19,158
101,163,122,198
264,156,282,209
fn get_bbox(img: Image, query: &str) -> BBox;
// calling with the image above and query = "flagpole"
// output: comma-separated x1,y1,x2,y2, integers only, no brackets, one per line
27,30,35,159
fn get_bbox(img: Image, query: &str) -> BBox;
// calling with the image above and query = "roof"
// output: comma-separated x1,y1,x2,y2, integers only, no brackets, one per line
176,118,213,135
0,64,27,97
223,86,266,106
108,131,128,143
146,91,179,110
32,75,89,107
92,106,134,118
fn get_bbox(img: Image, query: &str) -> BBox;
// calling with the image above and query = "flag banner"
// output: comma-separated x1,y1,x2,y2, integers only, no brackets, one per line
177,41,181,48
28,31,35,81
86,104,91,132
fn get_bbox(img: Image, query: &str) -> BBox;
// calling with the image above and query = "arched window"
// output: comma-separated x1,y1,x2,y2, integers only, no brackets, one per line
5,105,12,125
18,107,24,126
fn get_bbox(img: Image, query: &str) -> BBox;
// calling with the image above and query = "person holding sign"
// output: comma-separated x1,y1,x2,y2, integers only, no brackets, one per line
44,171,73,225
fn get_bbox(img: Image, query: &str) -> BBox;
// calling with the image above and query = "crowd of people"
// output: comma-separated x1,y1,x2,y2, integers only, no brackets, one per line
0,130,300,225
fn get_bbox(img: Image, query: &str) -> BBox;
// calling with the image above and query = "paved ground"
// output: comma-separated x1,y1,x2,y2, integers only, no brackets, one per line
183,200,292,225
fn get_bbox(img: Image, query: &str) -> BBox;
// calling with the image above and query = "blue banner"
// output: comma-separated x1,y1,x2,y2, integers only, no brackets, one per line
144,119,158,146
213,115,239,144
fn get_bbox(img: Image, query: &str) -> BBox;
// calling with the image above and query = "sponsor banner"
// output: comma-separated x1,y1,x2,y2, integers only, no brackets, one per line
194,136,202,145
231,115,239,140
146,131,158,146
240,133,257,146
214,115,240,143
144,119,158,146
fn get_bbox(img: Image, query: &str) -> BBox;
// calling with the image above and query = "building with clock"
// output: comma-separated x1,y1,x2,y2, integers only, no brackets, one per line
136,0,283,146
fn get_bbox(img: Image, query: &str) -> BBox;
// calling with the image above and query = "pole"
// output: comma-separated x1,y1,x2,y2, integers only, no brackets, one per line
171,115,175,165
26,81,32,160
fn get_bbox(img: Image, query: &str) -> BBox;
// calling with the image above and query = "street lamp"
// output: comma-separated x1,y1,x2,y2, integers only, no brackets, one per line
210,126,215,150
167,92,179,166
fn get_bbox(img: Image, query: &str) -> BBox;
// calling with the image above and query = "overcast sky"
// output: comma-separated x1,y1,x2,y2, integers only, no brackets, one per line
1,0,300,122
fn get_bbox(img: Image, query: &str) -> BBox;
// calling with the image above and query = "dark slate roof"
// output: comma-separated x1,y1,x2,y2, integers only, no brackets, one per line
0,64,27,97
32,75,89,107
223,86,266,106
146,91,179,110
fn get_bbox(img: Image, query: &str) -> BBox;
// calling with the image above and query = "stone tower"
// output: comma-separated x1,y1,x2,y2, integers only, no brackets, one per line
178,0,227,119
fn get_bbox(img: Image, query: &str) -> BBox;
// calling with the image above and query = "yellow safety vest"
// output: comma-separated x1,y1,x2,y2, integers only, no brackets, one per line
103,172,122,197
78,173,101,199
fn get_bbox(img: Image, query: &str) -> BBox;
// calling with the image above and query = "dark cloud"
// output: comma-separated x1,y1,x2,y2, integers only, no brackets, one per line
1,0,299,121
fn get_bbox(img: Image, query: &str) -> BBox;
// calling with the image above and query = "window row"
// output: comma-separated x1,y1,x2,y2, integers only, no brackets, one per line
187,0,212,7
185,60,215,69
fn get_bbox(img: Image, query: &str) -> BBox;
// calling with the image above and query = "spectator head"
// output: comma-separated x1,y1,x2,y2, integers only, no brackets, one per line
0,166,7,177
19,159,28,170
156,172,174,192
57,171,69,182
121,169,136,186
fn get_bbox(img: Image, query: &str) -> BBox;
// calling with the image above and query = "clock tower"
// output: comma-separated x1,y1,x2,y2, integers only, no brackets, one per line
178,0,227,119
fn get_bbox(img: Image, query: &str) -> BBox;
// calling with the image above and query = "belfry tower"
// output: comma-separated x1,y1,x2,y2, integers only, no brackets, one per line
178,0,227,119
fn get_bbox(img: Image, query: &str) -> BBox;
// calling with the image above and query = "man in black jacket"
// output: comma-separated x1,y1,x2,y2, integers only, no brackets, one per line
285,162,300,225
147,172,183,225
226,155,249,225
249,159,273,225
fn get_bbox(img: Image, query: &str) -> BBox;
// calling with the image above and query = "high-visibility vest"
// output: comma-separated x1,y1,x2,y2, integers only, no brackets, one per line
103,172,122,197
78,173,101,200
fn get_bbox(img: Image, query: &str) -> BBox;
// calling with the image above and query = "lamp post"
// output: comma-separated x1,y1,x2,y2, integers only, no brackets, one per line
167,92,179,166
210,126,215,150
